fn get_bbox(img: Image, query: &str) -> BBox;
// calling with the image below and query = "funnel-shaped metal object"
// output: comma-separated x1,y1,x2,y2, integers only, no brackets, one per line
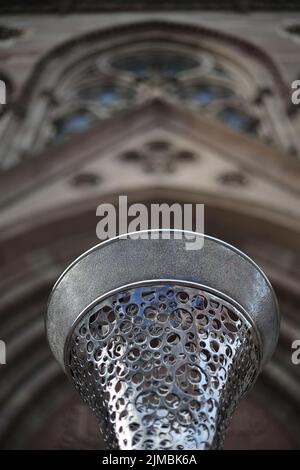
46,230,279,450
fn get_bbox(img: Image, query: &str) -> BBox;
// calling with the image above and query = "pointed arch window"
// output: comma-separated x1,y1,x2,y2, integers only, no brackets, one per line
2,25,293,168
41,45,264,148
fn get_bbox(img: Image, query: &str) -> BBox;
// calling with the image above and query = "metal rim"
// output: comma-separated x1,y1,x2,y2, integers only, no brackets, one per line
49,229,278,302
63,278,263,376
46,229,280,370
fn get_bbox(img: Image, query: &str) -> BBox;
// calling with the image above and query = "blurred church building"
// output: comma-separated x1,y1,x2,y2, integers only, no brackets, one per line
0,2,300,449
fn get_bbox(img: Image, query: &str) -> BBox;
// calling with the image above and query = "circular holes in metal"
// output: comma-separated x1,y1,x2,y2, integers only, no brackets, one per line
67,284,260,450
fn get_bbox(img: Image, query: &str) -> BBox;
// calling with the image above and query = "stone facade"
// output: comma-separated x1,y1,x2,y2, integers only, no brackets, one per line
0,11,300,449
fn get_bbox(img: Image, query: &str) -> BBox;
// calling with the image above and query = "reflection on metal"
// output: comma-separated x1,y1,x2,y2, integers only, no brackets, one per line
46,230,280,450
68,284,260,449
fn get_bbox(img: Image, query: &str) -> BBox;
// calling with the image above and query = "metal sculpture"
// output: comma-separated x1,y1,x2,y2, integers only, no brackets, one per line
46,230,279,450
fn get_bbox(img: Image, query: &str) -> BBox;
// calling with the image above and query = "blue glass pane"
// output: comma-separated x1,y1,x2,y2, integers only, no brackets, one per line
115,58,147,77
192,89,215,105
96,90,123,105
185,85,233,107
54,111,94,142
79,86,132,107
112,52,198,78
160,58,197,77
218,107,257,134
63,114,91,133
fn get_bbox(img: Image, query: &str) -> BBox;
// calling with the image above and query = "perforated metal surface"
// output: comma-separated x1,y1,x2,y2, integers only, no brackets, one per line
67,283,260,450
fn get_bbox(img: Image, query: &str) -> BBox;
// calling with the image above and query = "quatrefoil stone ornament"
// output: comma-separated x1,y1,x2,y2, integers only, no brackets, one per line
46,230,279,450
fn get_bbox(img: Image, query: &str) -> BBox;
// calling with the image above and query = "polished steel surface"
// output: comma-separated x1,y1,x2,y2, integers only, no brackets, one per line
47,230,279,371
67,283,260,450
46,230,279,450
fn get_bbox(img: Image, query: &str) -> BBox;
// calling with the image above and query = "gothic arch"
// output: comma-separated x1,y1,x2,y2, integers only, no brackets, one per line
0,188,299,449
0,18,300,450
0,20,298,169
